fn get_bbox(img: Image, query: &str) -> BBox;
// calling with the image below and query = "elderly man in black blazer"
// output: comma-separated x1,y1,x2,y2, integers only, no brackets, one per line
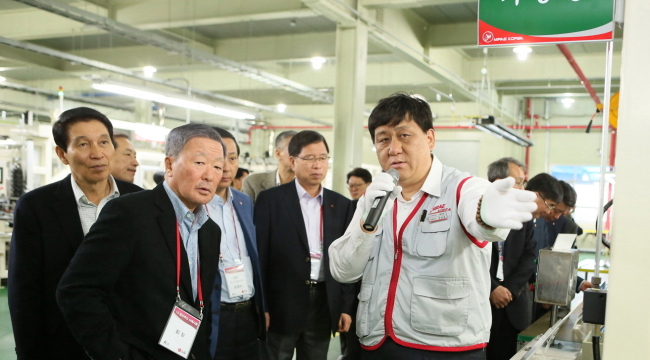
57,124,225,360
8,107,142,359
255,130,355,360
486,158,537,360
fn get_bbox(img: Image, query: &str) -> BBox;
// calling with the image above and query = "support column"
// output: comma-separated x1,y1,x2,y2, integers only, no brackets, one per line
133,99,152,124
602,1,650,358
331,20,368,195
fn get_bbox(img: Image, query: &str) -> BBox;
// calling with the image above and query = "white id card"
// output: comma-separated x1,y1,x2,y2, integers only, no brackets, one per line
225,264,251,298
159,300,202,359
428,210,448,223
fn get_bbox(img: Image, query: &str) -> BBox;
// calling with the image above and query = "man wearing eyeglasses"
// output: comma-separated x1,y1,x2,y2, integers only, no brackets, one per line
254,130,356,360
544,181,592,293
346,168,372,200
524,173,563,257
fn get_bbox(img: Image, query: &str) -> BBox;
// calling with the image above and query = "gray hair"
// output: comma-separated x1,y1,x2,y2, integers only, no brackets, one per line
274,130,297,149
165,124,225,158
487,157,526,182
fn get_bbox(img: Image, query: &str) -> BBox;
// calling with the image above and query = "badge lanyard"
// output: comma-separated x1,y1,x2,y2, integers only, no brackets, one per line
176,222,203,315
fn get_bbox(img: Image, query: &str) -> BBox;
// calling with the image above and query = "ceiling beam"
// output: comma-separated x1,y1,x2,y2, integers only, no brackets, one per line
0,35,330,125
14,0,334,103
303,0,515,119
362,0,474,8
137,9,319,31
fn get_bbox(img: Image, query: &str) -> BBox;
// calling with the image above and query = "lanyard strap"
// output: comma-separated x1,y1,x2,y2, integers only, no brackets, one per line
176,222,203,313
392,194,429,253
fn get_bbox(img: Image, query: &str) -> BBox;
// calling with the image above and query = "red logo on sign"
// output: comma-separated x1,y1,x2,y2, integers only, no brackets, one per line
482,31,494,43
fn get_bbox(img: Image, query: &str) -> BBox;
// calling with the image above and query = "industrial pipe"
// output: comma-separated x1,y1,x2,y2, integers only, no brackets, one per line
557,44,603,110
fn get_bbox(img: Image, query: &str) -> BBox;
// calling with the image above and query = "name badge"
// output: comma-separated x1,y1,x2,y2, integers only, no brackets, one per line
224,264,251,298
159,300,202,359
428,210,448,223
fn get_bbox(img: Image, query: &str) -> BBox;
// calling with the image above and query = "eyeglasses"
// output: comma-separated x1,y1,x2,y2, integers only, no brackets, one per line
347,182,367,189
538,193,556,210
295,156,330,164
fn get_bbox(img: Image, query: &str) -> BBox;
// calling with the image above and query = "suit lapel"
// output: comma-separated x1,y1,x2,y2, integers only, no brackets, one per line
154,185,194,299
282,181,310,252
54,175,85,252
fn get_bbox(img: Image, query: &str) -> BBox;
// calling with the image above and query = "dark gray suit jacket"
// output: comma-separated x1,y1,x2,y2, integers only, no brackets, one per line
489,220,537,331
241,170,276,202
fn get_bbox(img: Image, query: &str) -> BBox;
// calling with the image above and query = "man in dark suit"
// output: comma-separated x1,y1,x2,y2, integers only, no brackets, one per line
56,124,225,360
208,128,266,360
242,130,296,202
255,130,355,360
486,157,537,360
8,107,142,359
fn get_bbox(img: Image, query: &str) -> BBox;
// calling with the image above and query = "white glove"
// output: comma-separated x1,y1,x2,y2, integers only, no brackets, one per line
480,177,537,230
360,172,402,224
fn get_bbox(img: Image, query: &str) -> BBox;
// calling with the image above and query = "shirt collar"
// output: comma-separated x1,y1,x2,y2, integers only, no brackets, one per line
208,187,233,208
275,170,281,187
71,175,119,204
420,154,442,198
162,181,209,226
295,179,323,204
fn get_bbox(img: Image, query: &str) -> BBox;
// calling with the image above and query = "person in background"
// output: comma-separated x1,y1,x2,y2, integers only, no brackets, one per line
346,168,372,201
543,181,592,293
486,157,537,360
232,167,250,191
109,133,140,183
8,107,142,359
329,93,537,360
208,128,266,360
255,130,356,360
242,131,296,202
524,173,564,258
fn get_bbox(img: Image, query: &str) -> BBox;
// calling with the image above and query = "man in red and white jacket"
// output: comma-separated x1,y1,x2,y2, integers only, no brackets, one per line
329,93,537,360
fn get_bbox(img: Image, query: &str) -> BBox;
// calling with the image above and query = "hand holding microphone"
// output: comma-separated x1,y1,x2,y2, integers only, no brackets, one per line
362,169,401,232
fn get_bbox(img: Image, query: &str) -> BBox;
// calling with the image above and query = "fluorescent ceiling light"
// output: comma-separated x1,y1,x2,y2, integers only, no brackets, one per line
92,81,255,120
110,119,170,143
277,104,287,113
0,76,6,82
310,57,326,70
474,116,534,147
513,46,532,61
143,66,157,78
561,98,575,108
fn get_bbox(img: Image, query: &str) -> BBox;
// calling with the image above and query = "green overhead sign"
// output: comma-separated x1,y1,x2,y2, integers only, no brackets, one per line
478,0,615,46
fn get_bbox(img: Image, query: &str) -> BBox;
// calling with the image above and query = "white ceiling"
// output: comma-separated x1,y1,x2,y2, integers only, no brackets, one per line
0,0,623,127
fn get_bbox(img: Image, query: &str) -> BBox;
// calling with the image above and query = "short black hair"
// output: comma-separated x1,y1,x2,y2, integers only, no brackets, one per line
525,173,563,203
235,167,249,180
213,127,240,156
368,92,434,142
113,133,130,148
487,157,526,182
559,181,577,208
52,107,115,150
275,130,297,149
288,130,329,157
347,167,372,184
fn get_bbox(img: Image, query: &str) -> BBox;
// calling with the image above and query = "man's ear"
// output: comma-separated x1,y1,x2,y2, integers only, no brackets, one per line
55,146,69,165
164,156,174,175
